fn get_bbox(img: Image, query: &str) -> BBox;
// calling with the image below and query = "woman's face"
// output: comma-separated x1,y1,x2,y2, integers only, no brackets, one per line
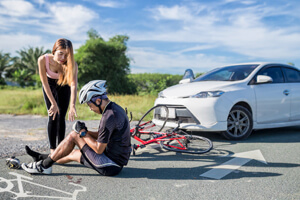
54,48,68,65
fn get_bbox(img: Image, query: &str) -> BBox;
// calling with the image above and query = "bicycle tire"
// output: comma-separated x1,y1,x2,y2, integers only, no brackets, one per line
160,133,213,154
137,105,169,132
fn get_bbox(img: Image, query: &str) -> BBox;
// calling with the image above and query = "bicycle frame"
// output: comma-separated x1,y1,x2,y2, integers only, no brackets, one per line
130,120,189,151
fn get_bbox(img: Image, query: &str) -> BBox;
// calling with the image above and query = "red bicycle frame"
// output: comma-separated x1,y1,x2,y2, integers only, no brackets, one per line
130,121,188,151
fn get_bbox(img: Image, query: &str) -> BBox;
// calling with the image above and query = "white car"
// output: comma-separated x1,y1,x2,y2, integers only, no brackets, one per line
153,62,300,140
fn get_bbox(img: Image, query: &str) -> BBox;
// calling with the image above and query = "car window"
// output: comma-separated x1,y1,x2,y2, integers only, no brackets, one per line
282,67,300,83
256,67,284,83
194,65,258,82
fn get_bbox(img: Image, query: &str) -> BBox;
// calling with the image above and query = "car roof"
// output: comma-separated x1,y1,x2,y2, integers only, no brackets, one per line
222,62,298,70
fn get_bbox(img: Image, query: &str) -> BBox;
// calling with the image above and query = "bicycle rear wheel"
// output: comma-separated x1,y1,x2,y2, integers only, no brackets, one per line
160,133,213,154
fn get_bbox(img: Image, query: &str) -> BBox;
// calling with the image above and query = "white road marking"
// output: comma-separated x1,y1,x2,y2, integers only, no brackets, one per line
200,150,267,180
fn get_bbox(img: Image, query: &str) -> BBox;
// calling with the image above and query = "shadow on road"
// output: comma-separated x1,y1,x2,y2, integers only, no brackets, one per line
188,126,300,143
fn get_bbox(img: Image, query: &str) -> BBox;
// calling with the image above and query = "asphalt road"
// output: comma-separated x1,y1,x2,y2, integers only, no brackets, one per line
0,114,299,200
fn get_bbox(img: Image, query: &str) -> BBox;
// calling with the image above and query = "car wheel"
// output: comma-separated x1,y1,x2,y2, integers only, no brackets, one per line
222,105,253,140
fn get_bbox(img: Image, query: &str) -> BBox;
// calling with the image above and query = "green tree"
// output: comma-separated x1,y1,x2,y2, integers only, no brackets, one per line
0,51,12,85
16,46,51,75
7,47,50,87
128,73,182,95
75,29,135,94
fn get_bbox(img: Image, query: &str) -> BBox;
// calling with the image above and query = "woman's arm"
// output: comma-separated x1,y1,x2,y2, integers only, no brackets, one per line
68,62,78,121
38,55,59,120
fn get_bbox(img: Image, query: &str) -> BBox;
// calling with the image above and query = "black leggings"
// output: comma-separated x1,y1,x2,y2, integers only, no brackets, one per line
43,77,70,150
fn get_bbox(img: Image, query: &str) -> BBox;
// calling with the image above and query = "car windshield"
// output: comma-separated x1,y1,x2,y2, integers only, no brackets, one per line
193,64,259,82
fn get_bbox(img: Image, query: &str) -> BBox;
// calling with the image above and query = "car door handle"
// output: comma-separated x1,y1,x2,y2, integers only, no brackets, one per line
283,90,290,96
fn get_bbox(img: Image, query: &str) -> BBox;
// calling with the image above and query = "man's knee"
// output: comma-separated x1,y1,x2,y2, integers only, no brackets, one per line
67,131,79,142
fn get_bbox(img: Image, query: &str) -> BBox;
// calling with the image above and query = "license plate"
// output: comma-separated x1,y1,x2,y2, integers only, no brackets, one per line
161,107,176,119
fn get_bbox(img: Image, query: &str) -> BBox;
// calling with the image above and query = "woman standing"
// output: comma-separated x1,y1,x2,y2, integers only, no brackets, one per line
37,38,78,154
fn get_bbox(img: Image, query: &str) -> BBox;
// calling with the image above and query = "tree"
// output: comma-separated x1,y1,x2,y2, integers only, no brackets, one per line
15,46,51,75
0,51,12,85
7,47,50,86
75,29,135,94
128,73,182,95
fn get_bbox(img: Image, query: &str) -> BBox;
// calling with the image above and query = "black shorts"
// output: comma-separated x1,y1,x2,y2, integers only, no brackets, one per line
80,144,123,176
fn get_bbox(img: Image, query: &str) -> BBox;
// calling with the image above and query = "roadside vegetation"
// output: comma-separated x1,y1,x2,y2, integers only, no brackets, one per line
0,87,156,120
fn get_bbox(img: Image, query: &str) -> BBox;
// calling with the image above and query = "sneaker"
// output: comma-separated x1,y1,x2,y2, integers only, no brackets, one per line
21,160,52,175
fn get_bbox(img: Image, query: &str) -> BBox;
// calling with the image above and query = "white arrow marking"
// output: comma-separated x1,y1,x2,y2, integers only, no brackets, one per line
200,150,267,180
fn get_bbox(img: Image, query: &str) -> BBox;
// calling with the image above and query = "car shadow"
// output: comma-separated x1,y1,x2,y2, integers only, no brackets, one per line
120,159,299,180
187,126,300,143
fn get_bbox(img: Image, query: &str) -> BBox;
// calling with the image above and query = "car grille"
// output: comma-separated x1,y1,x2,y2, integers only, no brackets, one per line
154,105,199,124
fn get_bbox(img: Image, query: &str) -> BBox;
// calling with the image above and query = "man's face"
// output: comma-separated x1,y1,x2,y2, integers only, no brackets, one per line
87,101,101,114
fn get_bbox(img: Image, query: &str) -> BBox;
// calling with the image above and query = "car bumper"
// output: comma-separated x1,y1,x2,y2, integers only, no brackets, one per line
153,96,232,131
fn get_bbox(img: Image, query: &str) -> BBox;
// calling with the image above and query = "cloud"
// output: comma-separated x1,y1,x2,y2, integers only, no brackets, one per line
135,1,300,61
40,2,98,38
0,1,98,53
96,0,123,8
152,5,194,21
128,47,231,74
0,0,45,17
0,33,43,55
0,1,97,40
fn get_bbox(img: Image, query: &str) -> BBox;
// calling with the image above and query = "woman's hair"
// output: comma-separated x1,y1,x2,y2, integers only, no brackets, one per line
52,38,76,86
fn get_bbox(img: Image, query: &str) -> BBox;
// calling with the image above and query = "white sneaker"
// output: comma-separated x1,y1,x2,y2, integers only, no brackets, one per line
21,160,52,174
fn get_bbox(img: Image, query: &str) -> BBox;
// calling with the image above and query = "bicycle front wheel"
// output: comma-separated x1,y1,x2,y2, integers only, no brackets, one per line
160,134,213,154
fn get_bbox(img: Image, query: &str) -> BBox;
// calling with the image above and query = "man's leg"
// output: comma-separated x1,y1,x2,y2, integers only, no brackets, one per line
55,149,82,164
22,131,86,174
49,131,86,162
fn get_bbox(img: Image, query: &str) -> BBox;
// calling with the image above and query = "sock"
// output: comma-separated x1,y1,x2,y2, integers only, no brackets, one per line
42,157,55,169
25,146,49,162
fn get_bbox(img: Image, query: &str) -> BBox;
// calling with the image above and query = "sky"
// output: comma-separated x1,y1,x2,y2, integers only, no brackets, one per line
0,0,300,75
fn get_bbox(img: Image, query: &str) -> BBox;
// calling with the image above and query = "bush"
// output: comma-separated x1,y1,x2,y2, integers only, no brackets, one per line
128,73,182,95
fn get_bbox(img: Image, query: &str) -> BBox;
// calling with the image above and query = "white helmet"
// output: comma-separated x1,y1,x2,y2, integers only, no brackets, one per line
79,80,107,104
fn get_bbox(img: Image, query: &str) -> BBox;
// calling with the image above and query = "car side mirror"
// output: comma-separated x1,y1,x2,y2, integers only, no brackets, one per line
179,79,191,84
256,75,273,84
180,69,194,84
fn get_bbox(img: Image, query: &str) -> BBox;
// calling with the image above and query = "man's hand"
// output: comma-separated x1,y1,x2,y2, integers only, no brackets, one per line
72,121,88,133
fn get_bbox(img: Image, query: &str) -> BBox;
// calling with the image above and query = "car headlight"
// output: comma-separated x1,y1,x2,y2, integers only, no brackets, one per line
191,91,225,98
158,91,165,98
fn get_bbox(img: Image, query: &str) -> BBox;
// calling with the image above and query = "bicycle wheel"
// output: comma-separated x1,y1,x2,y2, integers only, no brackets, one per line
136,105,169,133
160,132,213,154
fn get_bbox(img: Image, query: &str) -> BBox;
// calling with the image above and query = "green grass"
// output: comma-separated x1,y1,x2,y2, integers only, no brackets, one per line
0,88,157,121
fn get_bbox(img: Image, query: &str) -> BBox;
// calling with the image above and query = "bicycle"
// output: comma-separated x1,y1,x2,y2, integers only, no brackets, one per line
130,105,213,155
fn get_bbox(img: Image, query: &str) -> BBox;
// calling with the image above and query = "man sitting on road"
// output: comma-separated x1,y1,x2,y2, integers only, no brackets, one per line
22,80,132,176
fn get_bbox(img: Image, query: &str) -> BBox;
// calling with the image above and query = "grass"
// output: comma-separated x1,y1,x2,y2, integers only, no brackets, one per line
0,87,157,121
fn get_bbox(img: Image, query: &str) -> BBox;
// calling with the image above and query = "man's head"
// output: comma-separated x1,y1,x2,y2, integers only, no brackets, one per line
79,80,108,114
87,95,109,114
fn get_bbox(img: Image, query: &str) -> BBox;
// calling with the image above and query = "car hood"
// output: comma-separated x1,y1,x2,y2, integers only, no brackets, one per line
160,81,241,98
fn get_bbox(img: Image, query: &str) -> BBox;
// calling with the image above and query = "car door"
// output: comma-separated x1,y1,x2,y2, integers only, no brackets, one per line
282,67,300,121
252,66,290,124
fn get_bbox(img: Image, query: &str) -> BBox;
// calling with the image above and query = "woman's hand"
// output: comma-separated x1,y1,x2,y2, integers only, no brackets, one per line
68,105,77,121
48,104,59,120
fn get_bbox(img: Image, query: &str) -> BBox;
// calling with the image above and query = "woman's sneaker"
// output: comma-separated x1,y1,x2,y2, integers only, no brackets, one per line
21,160,52,175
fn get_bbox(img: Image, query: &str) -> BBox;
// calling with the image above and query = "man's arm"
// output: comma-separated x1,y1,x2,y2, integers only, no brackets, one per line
82,131,107,154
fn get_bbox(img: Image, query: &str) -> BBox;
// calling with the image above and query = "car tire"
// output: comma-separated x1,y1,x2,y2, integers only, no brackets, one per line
222,105,253,140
